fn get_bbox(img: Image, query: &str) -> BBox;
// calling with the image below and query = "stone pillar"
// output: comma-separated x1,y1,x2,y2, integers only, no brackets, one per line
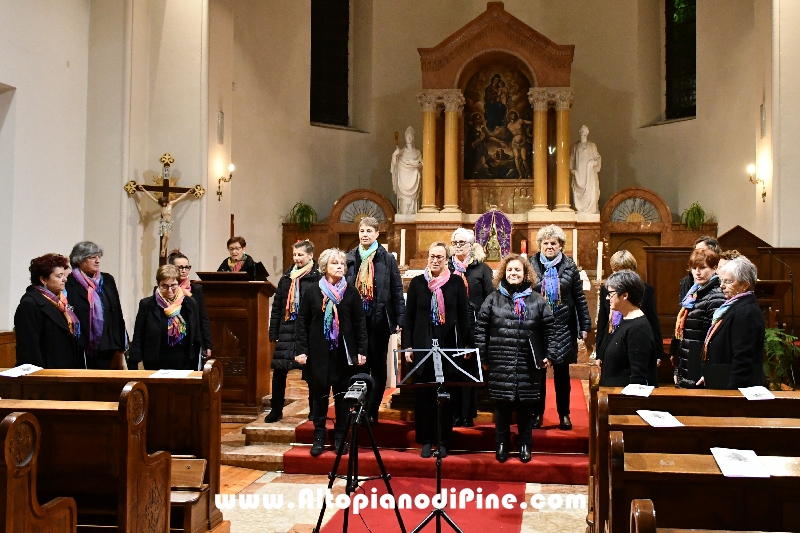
417,90,441,212
441,90,465,213
554,89,575,212
528,89,551,212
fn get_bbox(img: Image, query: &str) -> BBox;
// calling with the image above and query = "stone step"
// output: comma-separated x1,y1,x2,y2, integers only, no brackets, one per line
221,442,292,471
243,417,306,445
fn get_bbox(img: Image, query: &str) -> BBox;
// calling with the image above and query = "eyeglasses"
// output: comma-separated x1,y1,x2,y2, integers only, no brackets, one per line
451,240,469,248
428,254,446,262
159,283,179,291
228,246,243,252
719,279,737,286
606,290,618,299
175,265,192,270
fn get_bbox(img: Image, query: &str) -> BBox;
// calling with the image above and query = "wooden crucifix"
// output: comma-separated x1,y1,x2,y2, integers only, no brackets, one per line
125,153,205,265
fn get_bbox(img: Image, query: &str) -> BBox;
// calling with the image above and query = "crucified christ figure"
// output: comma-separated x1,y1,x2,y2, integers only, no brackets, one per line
138,185,194,257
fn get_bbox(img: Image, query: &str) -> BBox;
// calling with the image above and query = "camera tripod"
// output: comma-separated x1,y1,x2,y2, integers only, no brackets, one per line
312,396,406,533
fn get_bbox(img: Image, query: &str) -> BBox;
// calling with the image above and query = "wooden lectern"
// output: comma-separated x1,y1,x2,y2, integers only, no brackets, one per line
197,280,276,415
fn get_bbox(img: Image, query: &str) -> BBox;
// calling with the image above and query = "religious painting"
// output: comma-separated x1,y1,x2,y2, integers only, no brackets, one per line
463,65,532,179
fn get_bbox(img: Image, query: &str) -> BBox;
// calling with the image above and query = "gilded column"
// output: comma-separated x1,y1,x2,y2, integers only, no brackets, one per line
528,88,551,212
441,90,465,213
416,90,441,212
554,88,576,212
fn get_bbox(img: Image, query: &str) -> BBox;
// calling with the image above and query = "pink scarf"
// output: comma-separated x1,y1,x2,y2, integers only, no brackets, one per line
424,267,450,325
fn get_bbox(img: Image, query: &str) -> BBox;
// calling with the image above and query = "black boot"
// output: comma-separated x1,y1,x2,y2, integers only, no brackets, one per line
264,400,284,423
519,444,531,463
559,415,572,430
496,442,509,463
531,414,543,429
310,437,325,457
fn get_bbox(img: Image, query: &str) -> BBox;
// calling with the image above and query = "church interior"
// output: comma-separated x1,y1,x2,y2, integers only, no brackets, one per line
2,1,800,532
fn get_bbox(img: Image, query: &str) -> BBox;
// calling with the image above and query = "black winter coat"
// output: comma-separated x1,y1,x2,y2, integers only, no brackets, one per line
295,283,368,394
675,277,726,388
14,287,82,369
189,282,212,352
65,272,127,355
596,283,663,360
217,255,257,279
704,293,765,389
448,257,494,341
128,293,202,369
402,274,471,382
269,262,321,371
529,253,591,365
345,245,405,330
474,283,555,402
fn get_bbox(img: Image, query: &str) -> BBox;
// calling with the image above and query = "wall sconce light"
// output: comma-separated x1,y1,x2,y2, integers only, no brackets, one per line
747,164,766,202
217,164,234,201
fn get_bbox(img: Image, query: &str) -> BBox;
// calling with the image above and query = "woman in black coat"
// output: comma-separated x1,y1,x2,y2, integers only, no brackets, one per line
448,227,494,428
674,249,726,388
475,254,555,463
528,225,591,430
15,254,82,369
295,248,367,457
265,240,320,423
596,250,663,365
65,241,127,369
598,270,659,387
402,242,471,459
168,250,212,357
128,265,202,371
217,236,257,279
703,256,765,389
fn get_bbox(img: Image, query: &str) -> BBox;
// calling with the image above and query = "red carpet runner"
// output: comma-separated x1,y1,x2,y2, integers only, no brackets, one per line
284,378,589,485
320,477,525,533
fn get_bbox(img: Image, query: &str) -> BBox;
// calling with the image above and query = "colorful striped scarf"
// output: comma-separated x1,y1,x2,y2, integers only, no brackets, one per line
285,260,314,321
425,267,450,325
36,286,80,338
356,241,378,312
539,252,563,308
674,275,718,341
499,282,532,321
451,253,473,298
319,277,346,348
179,278,193,297
71,269,104,352
228,254,247,272
702,290,753,360
155,285,187,347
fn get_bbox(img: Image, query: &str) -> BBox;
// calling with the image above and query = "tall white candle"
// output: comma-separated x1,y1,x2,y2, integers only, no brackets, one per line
400,229,407,266
572,228,578,263
596,241,603,280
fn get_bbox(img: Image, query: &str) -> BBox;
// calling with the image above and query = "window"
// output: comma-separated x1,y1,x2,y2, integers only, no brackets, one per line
665,0,696,119
310,0,350,126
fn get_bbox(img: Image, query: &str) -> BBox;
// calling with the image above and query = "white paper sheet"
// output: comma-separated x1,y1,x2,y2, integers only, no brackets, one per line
620,384,654,397
636,410,684,427
0,364,43,377
149,369,193,378
711,447,771,478
738,386,775,401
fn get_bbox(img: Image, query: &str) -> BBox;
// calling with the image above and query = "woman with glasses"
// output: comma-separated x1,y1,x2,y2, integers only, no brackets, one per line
65,241,127,369
403,242,471,459
217,236,257,279
528,225,591,430
448,227,493,427
702,256,765,389
168,250,212,361
129,264,202,370
597,270,659,387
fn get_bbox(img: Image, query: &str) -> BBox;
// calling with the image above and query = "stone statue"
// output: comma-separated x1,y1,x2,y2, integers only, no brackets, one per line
570,124,602,214
391,126,423,215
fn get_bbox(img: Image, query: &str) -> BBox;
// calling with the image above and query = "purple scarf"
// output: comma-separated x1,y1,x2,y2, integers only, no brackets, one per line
72,269,104,353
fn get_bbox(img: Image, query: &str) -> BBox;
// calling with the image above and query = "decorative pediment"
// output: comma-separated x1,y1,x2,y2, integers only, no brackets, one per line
418,2,574,89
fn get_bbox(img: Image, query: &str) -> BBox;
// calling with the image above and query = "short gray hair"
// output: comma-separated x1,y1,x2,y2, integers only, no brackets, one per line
536,224,567,248
69,241,103,268
606,269,645,307
317,248,346,276
719,256,757,290
451,228,475,244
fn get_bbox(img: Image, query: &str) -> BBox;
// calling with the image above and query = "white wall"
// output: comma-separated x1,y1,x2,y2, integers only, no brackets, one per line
0,0,90,329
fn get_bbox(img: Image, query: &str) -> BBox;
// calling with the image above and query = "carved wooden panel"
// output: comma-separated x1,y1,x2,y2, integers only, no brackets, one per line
461,180,534,214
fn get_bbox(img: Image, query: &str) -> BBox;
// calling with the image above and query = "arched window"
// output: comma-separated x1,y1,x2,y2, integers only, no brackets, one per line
665,0,696,119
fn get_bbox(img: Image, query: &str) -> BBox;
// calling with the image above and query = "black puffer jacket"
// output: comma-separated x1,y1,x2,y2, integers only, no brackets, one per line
269,262,321,371
346,245,405,329
675,276,726,388
448,253,494,343
529,253,591,365
475,282,556,402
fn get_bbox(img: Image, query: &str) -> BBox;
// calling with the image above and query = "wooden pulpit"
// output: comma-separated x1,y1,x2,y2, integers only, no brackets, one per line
197,280,276,415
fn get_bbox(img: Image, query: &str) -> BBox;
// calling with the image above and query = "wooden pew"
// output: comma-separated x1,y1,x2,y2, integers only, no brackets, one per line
0,381,171,531
630,499,771,533
0,411,77,533
590,384,800,533
0,360,223,533
610,432,800,533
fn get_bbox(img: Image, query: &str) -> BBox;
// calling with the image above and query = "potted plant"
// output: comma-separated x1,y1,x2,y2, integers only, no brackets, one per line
681,201,706,231
763,327,799,390
287,202,318,232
